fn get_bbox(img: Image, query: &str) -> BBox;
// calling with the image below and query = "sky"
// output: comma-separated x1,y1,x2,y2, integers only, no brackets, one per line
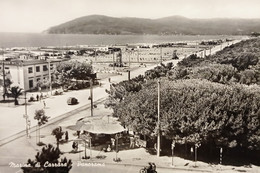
0,0,260,33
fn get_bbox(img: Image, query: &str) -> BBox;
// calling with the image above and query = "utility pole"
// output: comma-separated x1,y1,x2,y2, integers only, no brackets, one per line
94,49,97,62
112,50,115,70
90,80,93,117
157,80,161,157
23,92,29,138
2,49,6,101
160,46,162,64
171,140,175,166
220,147,223,165
194,143,201,167
137,49,139,63
127,70,130,81
128,50,131,68
48,60,52,95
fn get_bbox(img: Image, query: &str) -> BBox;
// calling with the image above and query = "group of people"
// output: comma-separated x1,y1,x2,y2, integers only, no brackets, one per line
29,93,47,108
103,137,116,152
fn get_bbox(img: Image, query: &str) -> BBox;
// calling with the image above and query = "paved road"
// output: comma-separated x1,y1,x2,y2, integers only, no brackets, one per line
70,163,210,173
2,162,211,173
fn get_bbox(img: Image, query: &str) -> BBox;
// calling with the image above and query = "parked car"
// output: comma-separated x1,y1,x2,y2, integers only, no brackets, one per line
67,97,78,105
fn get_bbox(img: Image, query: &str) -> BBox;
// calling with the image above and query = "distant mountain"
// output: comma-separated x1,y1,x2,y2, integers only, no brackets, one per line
46,15,260,35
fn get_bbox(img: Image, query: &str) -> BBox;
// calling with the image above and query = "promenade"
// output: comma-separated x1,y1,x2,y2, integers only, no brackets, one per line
1,39,257,173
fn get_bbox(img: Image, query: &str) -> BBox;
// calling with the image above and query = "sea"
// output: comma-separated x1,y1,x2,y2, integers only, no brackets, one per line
0,32,246,48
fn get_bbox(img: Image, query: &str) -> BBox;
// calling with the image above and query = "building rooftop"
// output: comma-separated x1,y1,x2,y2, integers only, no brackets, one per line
0,58,68,66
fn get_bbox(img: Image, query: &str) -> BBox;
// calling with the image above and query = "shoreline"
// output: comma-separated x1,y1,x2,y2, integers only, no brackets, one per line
0,33,246,48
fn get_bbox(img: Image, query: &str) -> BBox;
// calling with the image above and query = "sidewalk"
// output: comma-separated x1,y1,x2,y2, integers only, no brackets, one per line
0,100,258,173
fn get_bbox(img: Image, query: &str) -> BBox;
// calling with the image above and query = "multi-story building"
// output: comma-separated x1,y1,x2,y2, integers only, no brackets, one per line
0,59,68,91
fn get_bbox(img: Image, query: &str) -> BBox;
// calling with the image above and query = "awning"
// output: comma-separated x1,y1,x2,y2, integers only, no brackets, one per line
59,115,125,134
79,115,125,134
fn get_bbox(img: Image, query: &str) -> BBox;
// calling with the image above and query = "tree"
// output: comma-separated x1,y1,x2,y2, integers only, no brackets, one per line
34,109,49,145
230,53,259,71
110,79,260,151
0,78,12,98
21,144,72,173
169,64,239,84
177,54,204,67
105,78,143,108
55,61,94,89
144,64,169,80
52,127,64,149
8,86,23,105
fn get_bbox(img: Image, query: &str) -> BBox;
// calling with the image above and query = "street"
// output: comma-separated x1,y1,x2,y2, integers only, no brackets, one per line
1,162,212,173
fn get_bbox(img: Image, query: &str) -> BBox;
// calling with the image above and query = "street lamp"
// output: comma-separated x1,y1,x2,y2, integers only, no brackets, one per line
23,92,30,138
1,52,6,101
47,60,52,95
81,133,92,159
113,134,121,162
194,143,201,167
160,46,162,64
219,147,223,165
157,80,161,157
128,50,131,69
112,48,115,70
90,80,93,117
171,140,175,166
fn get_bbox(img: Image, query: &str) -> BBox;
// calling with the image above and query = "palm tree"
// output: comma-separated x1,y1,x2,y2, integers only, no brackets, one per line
34,109,49,145
9,86,23,105
52,127,64,149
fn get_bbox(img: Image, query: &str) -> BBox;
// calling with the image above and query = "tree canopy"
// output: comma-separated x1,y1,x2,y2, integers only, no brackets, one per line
112,79,260,150
54,61,94,88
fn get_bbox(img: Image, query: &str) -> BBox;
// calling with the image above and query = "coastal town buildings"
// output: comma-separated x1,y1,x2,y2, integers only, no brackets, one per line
0,58,68,91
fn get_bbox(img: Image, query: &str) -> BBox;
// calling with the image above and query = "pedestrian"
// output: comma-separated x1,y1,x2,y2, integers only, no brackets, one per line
40,93,43,101
107,145,111,152
152,163,156,172
43,100,46,109
27,120,31,138
65,131,69,141
59,126,62,132
108,78,111,83
72,142,78,151
129,136,135,148
190,146,194,159
76,131,80,138
36,94,39,101
111,138,115,150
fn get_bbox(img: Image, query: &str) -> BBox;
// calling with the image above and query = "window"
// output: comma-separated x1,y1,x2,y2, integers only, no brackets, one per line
50,64,54,70
43,65,48,71
28,67,33,73
36,66,40,72
29,80,33,88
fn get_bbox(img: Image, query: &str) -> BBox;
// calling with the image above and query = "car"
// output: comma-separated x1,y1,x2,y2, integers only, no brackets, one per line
67,97,78,105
